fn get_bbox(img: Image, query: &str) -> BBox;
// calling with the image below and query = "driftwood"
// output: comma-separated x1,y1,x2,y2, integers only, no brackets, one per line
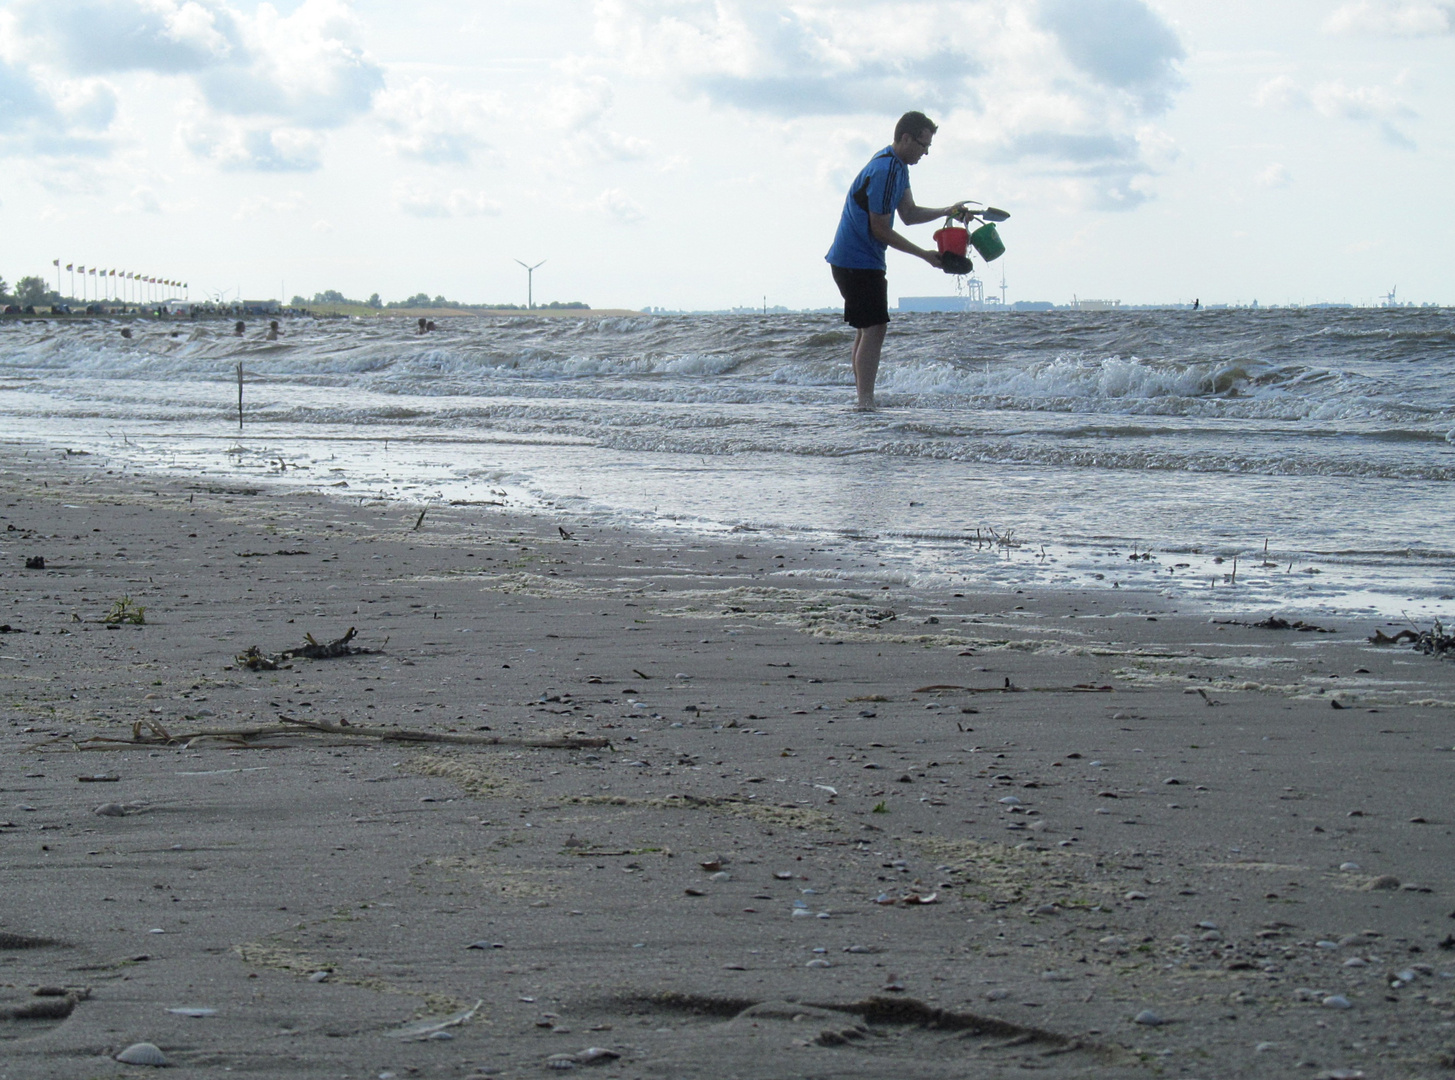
913,680,1113,694
28,716,609,752
237,627,376,670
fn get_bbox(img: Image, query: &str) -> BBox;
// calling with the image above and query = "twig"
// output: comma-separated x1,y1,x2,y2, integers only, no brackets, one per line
28,718,609,752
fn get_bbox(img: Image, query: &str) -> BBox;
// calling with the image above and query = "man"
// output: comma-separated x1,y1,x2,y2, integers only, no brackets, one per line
826,111,967,410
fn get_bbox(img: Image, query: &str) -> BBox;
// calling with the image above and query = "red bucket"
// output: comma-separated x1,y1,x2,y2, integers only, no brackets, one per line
934,226,968,257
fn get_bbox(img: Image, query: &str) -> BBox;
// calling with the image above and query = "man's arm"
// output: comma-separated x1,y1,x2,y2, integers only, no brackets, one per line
897,189,969,226
869,211,942,267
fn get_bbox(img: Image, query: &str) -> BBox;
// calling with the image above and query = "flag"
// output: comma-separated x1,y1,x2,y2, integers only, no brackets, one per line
52,259,59,267
66,264,73,271
77,265,85,273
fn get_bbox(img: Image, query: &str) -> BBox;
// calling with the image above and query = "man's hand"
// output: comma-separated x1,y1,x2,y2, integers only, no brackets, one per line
922,250,944,269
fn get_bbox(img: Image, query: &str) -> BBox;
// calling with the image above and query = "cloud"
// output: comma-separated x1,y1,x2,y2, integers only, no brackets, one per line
1311,80,1418,147
182,121,325,170
0,54,116,157
15,0,383,168
117,185,163,213
593,187,645,223
1324,1,1454,36
1257,162,1291,188
1037,0,1185,111
593,1,984,118
1254,75,1307,109
392,181,502,218
16,0,238,74
1256,73,1418,149
374,77,497,164
591,1,1188,212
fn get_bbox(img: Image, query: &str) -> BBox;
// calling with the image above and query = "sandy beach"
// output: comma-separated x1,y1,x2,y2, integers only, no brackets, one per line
2,440,1454,1080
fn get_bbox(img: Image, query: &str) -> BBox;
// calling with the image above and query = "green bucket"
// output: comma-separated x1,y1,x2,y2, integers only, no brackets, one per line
969,222,1005,262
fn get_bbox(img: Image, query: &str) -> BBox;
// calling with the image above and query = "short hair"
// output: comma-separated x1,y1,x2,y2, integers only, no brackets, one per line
895,111,938,142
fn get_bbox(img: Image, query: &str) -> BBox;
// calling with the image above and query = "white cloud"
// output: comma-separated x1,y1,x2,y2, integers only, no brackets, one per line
589,0,1187,212
1324,1,1454,36
593,187,645,223
16,0,383,169
374,77,497,164
1038,0,1185,112
392,181,502,218
1312,80,1418,147
1254,74,1307,109
1256,162,1291,188
230,190,305,220
182,121,325,170
593,1,985,117
117,185,163,213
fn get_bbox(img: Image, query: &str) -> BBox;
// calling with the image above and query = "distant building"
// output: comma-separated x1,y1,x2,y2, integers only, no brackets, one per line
1072,298,1121,311
898,296,971,312
1011,301,1054,312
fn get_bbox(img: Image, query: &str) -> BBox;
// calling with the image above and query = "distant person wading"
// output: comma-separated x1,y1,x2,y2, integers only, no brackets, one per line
826,111,970,411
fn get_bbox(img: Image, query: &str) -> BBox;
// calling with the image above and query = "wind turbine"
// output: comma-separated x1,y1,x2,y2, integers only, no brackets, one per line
514,259,546,310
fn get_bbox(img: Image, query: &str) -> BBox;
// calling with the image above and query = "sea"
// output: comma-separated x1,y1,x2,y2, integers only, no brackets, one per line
1,307,1452,620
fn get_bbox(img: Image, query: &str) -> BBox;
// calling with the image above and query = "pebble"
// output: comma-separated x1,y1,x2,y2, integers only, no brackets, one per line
427,1031,454,1040
1040,970,1071,982
1124,891,1148,901
94,803,128,817
1099,935,1127,946
1033,904,1059,915
1363,875,1400,891
806,959,832,968
998,796,1021,805
1322,995,1353,1009
465,940,505,950
985,988,1009,1001
844,945,873,954
791,909,812,918
1339,862,1360,872
116,1042,168,1066
1197,921,1218,930
773,871,793,880
1316,940,1340,949
1199,930,1223,942
308,971,330,983
1132,1010,1163,1026
709,871,731,881
166,1007,216,1017
1343,958,1367,968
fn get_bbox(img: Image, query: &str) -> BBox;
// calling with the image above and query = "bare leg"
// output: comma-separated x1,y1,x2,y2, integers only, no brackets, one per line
852,323,887,410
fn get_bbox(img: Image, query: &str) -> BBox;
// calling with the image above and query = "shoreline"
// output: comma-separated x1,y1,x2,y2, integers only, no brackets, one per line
2,441,1454,1078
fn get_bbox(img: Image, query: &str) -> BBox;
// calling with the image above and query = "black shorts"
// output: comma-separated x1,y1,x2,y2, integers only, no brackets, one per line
830,266,889,329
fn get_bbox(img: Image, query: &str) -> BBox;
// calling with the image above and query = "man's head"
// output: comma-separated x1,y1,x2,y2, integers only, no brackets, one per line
892,111,937,164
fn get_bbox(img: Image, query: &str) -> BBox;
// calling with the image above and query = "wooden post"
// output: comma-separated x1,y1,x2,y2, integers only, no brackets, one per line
237,361,244,430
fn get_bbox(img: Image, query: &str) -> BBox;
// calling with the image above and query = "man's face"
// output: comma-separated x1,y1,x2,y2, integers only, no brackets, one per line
898,129,933,164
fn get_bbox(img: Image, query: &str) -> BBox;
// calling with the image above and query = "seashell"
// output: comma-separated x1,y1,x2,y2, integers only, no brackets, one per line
546,1054,578,1070
116,1041,169,1066
165,1007,216,1017
575,1047,620,1065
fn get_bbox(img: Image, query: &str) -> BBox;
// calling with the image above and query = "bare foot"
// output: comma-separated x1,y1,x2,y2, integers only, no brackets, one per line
854,398,876,412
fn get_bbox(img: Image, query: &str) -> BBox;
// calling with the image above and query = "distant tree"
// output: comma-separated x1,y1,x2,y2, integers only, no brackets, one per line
433,294,446,304
15,276,51,307
0,276,10,302
367,293,382,308
290,295,307,306
313,289,351,304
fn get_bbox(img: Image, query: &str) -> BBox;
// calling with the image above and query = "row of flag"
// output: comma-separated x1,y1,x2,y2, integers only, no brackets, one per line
53,259,187,302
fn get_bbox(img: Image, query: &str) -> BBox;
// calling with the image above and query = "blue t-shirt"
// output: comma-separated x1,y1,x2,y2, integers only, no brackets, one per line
825,146,909,270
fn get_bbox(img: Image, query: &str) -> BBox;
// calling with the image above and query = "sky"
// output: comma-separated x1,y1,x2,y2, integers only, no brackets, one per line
1,0,1452,310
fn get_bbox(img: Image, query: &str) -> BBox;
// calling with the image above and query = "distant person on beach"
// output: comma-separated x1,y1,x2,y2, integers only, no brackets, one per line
827,111,969,411
266,320,281,340
120,327,132,339
233,321,245,336
426,320,437,332
417,317,429,334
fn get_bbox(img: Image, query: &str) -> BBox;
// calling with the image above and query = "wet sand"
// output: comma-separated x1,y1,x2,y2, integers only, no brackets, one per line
2,441,1453,1079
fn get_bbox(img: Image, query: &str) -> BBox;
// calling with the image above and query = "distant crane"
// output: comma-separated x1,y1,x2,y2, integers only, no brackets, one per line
1382,286,1397,308
1000,267,1008,307
514,259,546,310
